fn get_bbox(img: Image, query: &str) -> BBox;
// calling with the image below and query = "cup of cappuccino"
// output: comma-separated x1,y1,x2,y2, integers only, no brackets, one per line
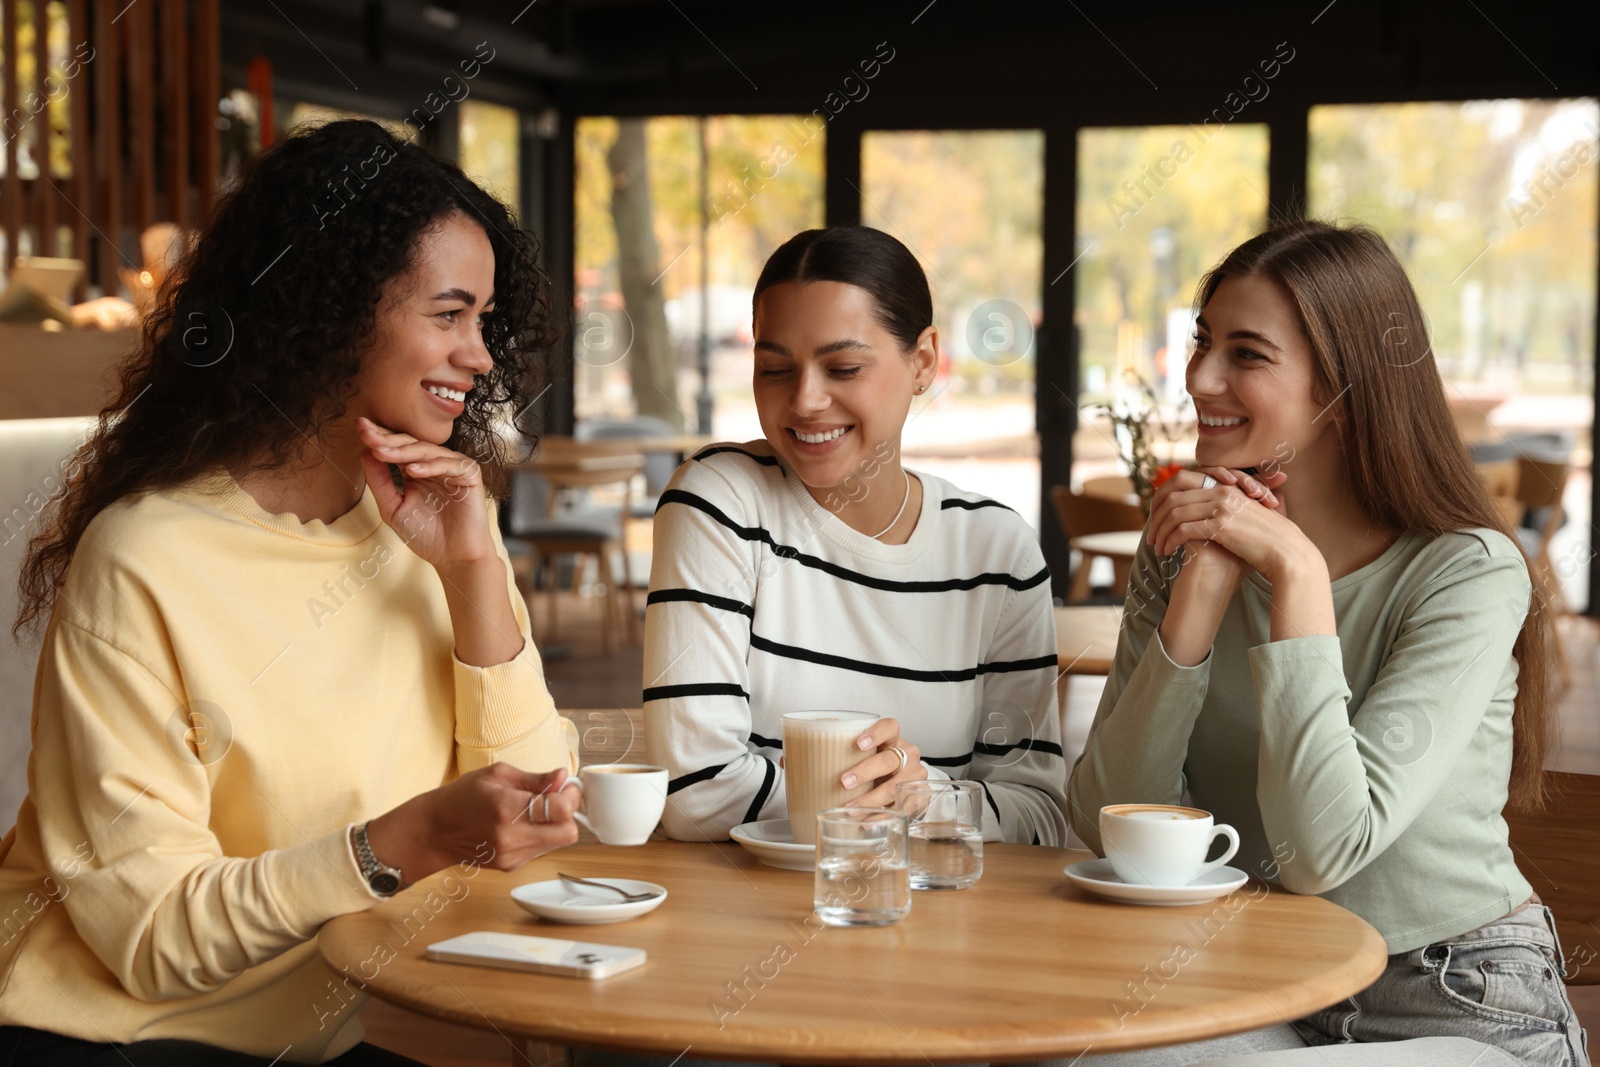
1099,804,1240,887
782,711,880,846
571,764,668,846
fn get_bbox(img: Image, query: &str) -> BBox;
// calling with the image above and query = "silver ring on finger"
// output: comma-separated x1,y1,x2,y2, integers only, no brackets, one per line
540,793,551,823
888,745,909,775
1200,474,1218,490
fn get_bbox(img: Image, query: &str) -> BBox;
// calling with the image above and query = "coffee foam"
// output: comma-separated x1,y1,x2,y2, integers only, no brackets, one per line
1103,804,1208,820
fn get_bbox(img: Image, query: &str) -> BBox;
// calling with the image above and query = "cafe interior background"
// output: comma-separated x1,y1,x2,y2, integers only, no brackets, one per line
0,0,1596,1061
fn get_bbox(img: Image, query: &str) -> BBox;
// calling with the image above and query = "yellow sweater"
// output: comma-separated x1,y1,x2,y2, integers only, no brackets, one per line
0,472,578,1062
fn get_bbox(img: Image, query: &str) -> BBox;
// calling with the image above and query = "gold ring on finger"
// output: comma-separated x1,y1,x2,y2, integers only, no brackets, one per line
888,745,909,775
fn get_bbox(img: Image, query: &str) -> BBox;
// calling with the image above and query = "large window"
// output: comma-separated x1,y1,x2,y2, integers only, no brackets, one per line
573,115,824,431
861,129,1044,527
1073,124,1270,484
459,100,520,216
1310,99,1597,609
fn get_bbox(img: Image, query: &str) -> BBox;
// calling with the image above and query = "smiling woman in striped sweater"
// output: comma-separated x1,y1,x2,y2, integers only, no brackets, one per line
643,226,1069,847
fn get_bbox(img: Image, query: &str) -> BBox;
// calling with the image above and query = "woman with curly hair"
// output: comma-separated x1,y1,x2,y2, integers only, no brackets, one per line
0,119,581,1065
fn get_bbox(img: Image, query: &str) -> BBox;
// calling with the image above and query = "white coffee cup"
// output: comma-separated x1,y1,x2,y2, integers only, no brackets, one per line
570,764,668,846
1099,803,1240,887
782,711,880,846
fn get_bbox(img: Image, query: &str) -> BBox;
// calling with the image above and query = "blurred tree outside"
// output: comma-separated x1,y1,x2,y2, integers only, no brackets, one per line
1310,99,1598,398
1075,124,1269,407
574,115,824,425
861,129,1044,390
459,100,520,219
606,118,679,426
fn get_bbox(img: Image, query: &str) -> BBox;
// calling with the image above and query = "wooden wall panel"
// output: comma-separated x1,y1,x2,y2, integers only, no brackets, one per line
3,0,218,294
31,0,53,253
192,0,218,221
125,0,154,242
92,0,121,291
67,0,86,297
2,0,19,267
161,0,186,229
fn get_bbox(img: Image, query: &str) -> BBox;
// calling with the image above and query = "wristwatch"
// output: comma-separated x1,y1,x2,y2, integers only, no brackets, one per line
351,822,404,897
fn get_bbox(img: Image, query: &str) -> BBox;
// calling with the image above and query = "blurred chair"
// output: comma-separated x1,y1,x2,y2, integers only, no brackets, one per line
1514,454,1571,564
1503,771,1600,985
1080,475,1138,504
1054,603,1123,717
505,452,644,653
1474,458,1523,531
575,415,684,519
1050,485,1145,603
1514,454,1575,686
0,416,97,833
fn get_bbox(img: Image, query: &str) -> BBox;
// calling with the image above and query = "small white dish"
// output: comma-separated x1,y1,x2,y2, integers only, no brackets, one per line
730,817,815,871
1063,859,1250,906
510,878,667,924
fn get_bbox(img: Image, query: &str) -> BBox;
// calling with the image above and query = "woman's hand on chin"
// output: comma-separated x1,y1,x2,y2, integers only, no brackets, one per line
1148,465,1307,584
357,416,493,573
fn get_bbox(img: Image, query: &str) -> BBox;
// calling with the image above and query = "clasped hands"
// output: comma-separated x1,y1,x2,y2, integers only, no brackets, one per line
1146,465,1308,588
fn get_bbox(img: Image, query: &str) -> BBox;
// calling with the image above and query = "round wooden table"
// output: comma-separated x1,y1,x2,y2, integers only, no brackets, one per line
320,843,1387,1063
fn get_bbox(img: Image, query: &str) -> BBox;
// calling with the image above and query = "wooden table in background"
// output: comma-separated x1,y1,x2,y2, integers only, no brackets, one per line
532,434,713,465
1055,604,1125,715
0,324,134,419
506,451,647,651
1068,530,1143,603
320,842,1387,1063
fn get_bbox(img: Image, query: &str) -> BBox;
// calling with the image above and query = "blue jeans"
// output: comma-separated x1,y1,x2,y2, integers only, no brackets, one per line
1294,903,1590,1066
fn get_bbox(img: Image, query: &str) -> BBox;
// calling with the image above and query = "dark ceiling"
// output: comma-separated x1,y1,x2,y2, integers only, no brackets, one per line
223,0,1600,127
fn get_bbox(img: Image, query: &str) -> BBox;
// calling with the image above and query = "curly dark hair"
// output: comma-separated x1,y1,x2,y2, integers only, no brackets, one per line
15,119,558,636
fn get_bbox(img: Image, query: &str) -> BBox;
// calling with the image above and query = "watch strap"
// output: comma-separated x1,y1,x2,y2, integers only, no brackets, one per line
351,821,404,897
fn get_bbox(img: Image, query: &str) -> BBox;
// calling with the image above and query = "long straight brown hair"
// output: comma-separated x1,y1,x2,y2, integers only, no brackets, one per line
1197,219,1554,813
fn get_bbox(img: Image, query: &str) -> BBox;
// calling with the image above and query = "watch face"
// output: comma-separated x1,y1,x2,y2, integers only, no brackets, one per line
370,872,402,895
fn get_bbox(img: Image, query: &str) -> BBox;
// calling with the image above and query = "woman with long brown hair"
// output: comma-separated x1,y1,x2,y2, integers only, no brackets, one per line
1067,220,1587,1065
0,119,581,1065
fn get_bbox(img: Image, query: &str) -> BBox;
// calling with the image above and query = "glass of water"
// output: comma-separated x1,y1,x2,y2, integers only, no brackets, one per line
813,808,911,926
895,780,984,890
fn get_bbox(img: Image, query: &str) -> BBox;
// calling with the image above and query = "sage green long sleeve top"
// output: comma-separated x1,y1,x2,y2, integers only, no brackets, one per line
1068,528,1534,954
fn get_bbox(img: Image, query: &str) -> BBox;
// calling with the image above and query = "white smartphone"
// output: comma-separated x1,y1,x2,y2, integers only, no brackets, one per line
426,931,646,979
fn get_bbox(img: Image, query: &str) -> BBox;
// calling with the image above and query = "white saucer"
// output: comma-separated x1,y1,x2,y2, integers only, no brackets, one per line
1063,859,1250,906
510,878,667,924
730,817,815,871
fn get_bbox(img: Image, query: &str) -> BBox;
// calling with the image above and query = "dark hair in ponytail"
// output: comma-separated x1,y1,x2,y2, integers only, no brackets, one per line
753,226,933,351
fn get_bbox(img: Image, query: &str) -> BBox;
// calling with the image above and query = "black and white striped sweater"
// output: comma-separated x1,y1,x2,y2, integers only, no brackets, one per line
643,440,1069,845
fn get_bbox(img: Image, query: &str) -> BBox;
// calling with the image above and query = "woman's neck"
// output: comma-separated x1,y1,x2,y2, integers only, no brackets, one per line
230,421,368,525
1276,448,1398,581
805,461,921,545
